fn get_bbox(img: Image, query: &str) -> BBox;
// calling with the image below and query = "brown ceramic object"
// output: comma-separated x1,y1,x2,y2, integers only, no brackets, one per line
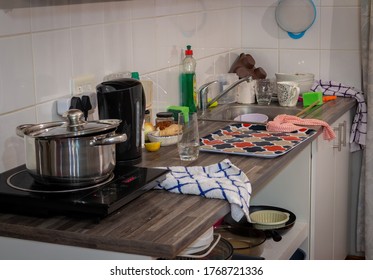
241,54,255,69
229,53,244,73
253,67,267,79
235,67,254,79
229,53,256,73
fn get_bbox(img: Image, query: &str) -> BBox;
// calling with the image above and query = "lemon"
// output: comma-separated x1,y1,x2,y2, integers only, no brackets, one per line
145,142,161,152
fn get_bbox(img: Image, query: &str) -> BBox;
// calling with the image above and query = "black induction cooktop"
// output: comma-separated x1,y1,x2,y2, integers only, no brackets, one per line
0,164,169,221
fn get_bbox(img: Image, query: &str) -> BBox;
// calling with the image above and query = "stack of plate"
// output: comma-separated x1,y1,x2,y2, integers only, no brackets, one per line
179,227,214,255
275,72,315,94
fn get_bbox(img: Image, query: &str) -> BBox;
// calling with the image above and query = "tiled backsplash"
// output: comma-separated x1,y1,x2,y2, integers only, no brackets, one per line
0,0,361,172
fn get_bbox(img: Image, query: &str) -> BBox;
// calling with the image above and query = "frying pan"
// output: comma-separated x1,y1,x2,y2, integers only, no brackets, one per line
223,205,296,242
214,226,267,257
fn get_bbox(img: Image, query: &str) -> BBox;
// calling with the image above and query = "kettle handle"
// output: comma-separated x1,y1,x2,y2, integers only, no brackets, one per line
89,133,127,146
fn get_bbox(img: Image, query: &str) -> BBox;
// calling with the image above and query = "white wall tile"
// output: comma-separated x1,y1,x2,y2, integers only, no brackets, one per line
32,30,72,102
241,0,278,7
104,22,133,75
279,49,320,79
197,9,241,57
229,52,241,68
70,3,104,27
103,0,131,23
0,108,36,172
242,6,278,49
198,0,241,10
241,0,321,7
154,68,180,112
71,25,105,82
214,53,231,74
320,50,361,89
320,7,360,50
36,100,62,123
196,56,215,87
321,0,359,7
156,0,197,16
0,35,35,114
31,5,70,32
0,8,30,36
132,18,157,73
131,0,156,19
243,49,279,79
156,14,197,69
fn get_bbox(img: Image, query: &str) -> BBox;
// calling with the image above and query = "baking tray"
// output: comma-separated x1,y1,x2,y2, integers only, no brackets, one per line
199,123,316,158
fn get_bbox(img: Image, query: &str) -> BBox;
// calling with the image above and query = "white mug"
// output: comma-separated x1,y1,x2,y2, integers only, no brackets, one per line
237,80,256,104
277,81,300,107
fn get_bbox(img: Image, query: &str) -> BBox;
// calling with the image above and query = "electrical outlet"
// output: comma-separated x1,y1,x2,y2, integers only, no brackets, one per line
56,92,97,116
71,75,96,95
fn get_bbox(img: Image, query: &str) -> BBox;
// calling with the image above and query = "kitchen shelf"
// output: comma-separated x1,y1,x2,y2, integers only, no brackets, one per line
261,221,308,260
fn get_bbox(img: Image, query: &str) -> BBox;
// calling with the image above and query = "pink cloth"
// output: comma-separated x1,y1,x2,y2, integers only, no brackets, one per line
266,114,336,140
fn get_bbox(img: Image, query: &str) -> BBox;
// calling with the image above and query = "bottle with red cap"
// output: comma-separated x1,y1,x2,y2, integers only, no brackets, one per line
181,45,197,113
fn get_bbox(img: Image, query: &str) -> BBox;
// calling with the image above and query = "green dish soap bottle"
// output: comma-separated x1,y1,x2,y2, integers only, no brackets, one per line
181,45,197,113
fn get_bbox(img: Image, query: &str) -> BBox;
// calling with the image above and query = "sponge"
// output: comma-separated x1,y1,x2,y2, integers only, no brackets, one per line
167,106,189,121
302,92,323,107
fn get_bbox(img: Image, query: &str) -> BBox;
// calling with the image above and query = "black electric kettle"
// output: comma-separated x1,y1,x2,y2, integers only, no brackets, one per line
96,78,145,165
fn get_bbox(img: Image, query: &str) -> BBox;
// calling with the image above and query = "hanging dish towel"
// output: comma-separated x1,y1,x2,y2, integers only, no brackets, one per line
311,80,367,152
156,159,252,222
266,114,336,141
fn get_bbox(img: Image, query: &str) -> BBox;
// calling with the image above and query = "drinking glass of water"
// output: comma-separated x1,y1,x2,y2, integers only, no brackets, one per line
177,112,199,161
255,79,274,105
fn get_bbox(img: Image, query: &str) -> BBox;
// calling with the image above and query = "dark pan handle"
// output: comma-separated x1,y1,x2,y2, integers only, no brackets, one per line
267,230,282,242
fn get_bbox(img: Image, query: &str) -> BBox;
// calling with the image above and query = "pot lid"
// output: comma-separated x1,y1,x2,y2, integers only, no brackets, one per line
21,109,121,139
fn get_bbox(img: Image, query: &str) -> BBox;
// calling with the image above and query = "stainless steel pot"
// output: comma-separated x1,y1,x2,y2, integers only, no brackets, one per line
16,109,127,187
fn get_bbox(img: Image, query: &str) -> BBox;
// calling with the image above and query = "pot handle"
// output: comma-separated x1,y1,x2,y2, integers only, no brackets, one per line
16,124,34,138
89,133,127,146
268,230,282,242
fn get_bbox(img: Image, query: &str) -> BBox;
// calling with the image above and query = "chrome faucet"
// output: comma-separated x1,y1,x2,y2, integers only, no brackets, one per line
197,76,252,113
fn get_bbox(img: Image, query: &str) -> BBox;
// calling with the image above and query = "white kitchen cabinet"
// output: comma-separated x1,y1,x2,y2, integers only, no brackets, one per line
251,108,353,260
251,145,312,259
310,109,352,259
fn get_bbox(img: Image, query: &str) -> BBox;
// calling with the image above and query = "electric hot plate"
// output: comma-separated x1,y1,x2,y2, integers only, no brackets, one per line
0,164,169,220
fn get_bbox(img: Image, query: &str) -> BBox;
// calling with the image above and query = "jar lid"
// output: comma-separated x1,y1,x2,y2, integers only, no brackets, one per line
19,109,121,139
156,112,174,118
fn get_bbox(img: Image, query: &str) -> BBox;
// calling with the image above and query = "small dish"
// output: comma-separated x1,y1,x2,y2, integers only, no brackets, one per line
249,210,290,230
147,131,180,146
233,113,268,123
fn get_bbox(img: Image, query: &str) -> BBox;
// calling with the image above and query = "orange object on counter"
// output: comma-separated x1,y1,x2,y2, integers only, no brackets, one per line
323,96,337,102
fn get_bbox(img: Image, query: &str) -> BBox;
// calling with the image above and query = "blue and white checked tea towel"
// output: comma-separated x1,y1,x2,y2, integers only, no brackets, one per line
156,159,252,222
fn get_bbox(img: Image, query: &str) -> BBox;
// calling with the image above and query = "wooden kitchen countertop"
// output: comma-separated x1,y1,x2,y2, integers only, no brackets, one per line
0,98,356,259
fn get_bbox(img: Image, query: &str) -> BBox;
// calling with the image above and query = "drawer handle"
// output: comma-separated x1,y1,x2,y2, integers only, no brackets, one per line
333,122,346,151
341,121,347,147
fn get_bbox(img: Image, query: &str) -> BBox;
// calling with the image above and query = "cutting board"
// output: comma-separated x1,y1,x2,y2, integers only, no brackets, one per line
200,123,316,158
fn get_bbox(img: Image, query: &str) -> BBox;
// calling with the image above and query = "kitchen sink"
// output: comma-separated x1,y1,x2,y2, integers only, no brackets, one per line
198,102,312,123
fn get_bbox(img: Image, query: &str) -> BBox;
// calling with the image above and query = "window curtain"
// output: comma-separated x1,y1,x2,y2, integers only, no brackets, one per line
357,0,373,259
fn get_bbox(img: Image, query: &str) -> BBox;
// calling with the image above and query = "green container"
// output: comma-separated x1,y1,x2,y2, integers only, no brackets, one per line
302,92,323,107
167,106,189,121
